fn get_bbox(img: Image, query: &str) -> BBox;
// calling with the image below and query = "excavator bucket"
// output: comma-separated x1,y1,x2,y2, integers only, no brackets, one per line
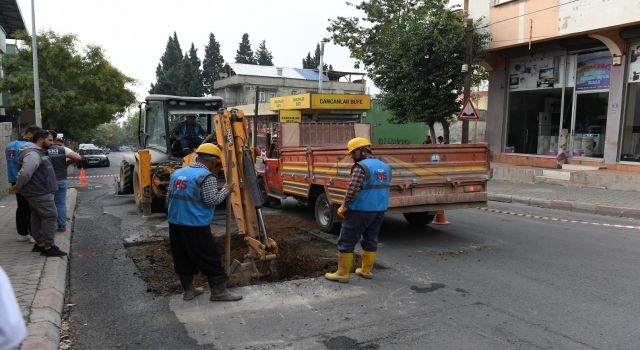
213,108,278,286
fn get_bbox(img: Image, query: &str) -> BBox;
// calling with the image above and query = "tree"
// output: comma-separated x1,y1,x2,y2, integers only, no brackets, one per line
0,31,136,140
235,33,255,64
150,32,184,95
122,110,141,146
255,40,274,66
202,33,225,95
302,43,330,71
178,43,203,96
327,0,489,141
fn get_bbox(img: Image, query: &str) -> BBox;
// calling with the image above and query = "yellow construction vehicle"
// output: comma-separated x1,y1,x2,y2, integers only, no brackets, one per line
116,95,277,285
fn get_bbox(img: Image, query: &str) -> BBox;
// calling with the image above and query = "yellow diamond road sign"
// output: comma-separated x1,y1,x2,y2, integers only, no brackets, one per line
458,99,480,121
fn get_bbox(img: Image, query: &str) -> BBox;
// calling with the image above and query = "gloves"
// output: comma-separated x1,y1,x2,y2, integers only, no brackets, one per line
337,205,347,219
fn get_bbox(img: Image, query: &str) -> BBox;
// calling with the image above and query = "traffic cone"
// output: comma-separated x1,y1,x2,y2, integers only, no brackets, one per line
432,211,450,225
79,167,88,185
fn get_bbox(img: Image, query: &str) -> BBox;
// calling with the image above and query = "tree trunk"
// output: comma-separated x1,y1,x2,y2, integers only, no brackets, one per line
441,120,451,144
428,121,437,143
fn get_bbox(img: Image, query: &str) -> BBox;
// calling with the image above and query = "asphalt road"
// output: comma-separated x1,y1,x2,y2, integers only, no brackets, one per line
66,154,640,349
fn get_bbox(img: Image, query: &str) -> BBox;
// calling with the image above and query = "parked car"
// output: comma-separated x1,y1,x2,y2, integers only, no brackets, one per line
118,145,131,152
78,147,110,168
102,147,111,154
78,143,99,150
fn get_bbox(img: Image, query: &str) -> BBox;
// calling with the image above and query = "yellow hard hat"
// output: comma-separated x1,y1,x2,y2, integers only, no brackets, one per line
195,143,222,157
347,137,371,153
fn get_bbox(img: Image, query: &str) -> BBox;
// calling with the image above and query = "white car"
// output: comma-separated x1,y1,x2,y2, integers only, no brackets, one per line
118,145,132,152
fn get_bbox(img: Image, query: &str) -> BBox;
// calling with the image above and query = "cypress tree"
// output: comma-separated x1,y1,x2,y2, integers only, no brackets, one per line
235,33,255,64
202,33,225,95
255,40,274,66
150,32,184,95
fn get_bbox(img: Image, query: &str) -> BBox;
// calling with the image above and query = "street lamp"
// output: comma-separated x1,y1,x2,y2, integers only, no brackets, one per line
31,0,42,127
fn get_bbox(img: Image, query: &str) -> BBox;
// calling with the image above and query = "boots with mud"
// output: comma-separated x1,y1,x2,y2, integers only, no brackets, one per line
180,275,204,301
209,277,242,302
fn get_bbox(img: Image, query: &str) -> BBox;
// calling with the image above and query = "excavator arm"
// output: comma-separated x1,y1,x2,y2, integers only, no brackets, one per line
213,109,278,286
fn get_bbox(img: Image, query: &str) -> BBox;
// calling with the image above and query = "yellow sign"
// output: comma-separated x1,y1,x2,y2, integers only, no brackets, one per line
279,110,301,123
311,94,371,110
270,94,310,110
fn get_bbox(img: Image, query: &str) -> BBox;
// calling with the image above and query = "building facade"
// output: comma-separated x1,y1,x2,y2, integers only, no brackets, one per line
0,0,26,121
471,0,640,168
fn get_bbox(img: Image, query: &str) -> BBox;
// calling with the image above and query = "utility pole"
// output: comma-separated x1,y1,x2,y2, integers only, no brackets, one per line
253,86,260,148
461,0,473,144
318,42,325,93
31,0,42,127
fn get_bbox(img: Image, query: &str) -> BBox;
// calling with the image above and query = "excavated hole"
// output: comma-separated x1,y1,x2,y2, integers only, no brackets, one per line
127,213,365,296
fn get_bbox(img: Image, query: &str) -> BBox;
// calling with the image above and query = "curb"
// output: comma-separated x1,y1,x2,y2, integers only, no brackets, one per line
488,192,640,220
20,188,78,350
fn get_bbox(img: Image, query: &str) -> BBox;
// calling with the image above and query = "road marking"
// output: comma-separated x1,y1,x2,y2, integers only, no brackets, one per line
68,174,117,179
478,207,640,230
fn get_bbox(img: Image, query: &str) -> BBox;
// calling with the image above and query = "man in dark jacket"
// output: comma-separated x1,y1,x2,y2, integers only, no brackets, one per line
47,131,80,232
14,130,66,257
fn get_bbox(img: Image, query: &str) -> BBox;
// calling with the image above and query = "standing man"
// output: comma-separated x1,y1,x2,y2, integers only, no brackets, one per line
47,131,81,232
166,143,242,302
14,130,65,257
5,126,41,242
171,115,206,155
325,137,391,283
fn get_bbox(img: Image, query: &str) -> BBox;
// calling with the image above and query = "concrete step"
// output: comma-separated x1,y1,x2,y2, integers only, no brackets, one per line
534,175,570,185
541,169,572,181
562,164,606,171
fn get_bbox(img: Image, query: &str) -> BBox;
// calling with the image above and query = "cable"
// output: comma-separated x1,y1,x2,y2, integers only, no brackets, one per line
479,0,580,29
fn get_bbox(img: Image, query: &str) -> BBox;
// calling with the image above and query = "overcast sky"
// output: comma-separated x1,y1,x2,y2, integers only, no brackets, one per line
15,0,463,101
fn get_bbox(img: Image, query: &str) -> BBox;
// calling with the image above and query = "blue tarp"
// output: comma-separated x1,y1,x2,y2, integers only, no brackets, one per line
294,68,329,81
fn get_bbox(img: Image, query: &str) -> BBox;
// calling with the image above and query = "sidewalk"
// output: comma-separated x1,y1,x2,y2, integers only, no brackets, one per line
0,189,77,350
488,180,640,218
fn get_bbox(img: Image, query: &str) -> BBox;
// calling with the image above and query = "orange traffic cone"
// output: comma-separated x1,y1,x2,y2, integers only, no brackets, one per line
432,211,450,225
79,167,88,185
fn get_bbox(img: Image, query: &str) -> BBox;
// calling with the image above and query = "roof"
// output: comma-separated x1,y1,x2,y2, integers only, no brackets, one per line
226,63,329,81
0,0,26,37
145,95,223,103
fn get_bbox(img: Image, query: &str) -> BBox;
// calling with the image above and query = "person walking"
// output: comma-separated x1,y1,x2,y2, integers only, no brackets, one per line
14,130,66,257
166,143,242,302
47,131,81,232
4,126,41,243
325,137,391,283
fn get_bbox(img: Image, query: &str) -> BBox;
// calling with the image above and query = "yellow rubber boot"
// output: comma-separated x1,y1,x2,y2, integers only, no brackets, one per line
324,252,353,283
355,250,376,279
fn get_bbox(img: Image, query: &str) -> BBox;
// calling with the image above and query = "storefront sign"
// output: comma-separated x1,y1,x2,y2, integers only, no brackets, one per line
629,41,640,83
311,94,371,110
270,93,371,110
270,94,311,110
279,110,301,123
576,51,611,91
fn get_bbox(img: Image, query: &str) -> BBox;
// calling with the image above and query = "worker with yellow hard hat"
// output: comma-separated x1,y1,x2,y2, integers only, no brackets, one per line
325,137,391,283
166,143,242,302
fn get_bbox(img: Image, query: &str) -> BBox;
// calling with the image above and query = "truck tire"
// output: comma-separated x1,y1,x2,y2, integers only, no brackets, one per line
315,193,340,234
403,212,436,226
117,161,134,194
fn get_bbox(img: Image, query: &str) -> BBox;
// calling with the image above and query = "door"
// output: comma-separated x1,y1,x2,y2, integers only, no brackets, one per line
264,142,283,192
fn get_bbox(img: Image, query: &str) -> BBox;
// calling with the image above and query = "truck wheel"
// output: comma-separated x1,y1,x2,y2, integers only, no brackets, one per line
315,193,340,234
117,161,134,194
403,212,436,226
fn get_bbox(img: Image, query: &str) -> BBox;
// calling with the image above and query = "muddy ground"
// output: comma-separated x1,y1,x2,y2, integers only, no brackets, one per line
127,213,363,296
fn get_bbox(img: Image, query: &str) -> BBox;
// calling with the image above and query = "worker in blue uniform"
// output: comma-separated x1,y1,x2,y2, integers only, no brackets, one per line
4,126,41,242
166,143,242,302
325,137,391,283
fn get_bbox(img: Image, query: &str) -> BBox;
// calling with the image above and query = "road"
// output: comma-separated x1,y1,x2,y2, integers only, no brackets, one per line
67,153,640,349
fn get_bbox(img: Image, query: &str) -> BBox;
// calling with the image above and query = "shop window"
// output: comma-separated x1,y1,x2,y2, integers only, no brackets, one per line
621,42,640,162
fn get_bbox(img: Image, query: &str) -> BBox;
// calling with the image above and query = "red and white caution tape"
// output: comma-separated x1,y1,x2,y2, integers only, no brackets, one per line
478,207,640,230
68,174,117,180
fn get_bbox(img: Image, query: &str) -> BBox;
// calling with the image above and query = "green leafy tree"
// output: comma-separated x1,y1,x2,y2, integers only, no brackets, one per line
302,52,314,69
0,31,136,140
235,33,255,64
178,43,203,96
327,0,489,141
150,32,184,95
202,33,225,95
255,40,274,66
123,110,141,146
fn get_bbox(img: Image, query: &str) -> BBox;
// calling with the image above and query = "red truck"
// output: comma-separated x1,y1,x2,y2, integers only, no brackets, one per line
257,123,490,233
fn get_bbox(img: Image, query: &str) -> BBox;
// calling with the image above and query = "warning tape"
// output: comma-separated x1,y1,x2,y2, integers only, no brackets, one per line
68,174,117,180
478,207,640,231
